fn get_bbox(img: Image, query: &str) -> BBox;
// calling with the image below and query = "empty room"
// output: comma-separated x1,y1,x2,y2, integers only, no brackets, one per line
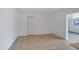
0,8,79,50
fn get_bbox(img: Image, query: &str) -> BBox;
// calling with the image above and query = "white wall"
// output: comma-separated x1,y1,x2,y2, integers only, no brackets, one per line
50,9,79,39
17,13,52,36
0,8,18,50
34,13,52,34
16,13,27,36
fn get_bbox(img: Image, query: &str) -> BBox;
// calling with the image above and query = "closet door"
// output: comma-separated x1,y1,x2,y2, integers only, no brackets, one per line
27,16,35,35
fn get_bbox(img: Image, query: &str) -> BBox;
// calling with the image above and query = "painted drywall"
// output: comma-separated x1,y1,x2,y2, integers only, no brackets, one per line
0,8,18,50
17,13,52,36
50,9,79,39
16,13,27,36
33,13,52,34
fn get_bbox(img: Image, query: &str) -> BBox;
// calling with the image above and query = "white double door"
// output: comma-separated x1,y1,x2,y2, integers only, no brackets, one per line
27,16,36,35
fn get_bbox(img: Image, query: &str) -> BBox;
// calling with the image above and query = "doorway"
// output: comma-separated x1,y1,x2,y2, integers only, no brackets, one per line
66,12,79,43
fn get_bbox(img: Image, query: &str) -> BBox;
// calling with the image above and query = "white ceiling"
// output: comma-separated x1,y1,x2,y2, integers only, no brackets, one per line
15,8,68,14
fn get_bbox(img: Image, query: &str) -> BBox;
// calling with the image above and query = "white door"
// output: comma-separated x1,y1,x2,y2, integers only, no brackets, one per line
27,16,35,35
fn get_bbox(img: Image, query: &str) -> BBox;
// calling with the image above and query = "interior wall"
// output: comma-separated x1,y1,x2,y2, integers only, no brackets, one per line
16,13,27,36
0,8,18,50
34,13,52,34
18,13,52,36
50,9,79,39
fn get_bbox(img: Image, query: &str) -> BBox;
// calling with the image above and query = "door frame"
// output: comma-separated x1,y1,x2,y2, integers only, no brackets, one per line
65,12,78,40
66,14,69,40
27,16,36,35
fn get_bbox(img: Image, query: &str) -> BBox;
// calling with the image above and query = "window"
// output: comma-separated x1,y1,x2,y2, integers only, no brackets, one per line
74,20,79,26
